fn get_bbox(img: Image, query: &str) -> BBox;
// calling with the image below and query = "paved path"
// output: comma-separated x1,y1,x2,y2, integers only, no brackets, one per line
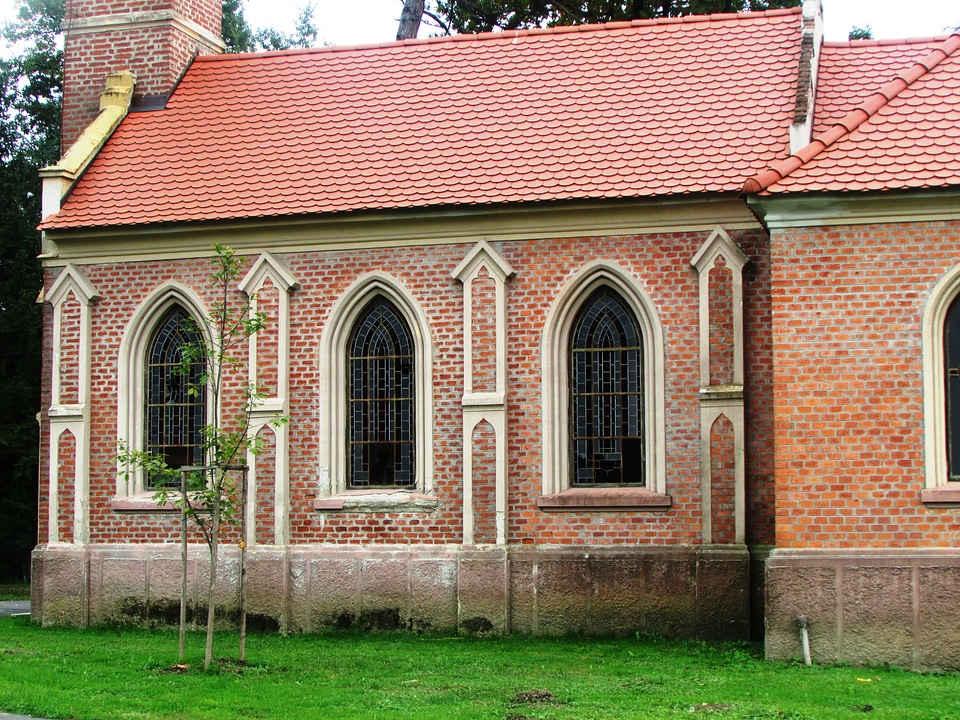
0,602,29,618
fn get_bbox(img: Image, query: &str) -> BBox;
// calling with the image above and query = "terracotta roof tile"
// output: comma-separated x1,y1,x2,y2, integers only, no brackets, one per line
744,33,960,195
811,37,948,134
44,9,802,230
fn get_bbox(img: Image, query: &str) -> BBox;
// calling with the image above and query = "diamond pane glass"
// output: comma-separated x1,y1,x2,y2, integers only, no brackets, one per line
570,289,644,486
945,294,960,481
145,307,205,486
348,299,415,487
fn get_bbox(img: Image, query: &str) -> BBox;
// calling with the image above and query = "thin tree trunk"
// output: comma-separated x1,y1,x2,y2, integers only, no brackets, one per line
179,469,188,662
396,0,424,40
204,489,220,671
238,469,248,663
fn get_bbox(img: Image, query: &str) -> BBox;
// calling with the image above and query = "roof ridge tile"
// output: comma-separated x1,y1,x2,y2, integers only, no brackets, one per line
197,6,804,64
823,35,952,50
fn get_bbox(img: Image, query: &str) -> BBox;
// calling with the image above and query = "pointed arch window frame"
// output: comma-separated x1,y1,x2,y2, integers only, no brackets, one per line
922,264,960,502
115,283,213,500
541,262,667,502
316,273,435,508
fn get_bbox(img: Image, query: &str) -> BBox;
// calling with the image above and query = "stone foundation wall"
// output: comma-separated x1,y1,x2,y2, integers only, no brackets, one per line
766,549,960,671
33,543,749,640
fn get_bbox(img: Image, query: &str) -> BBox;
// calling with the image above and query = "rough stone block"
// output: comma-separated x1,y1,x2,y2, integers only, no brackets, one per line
360,557,409,630
508,558,535,634
696,549,749,641
842,565,913,668
100,557,147,626
410,558,457,633
645,554,696,638
536,556,587,636
919,565,960,670
309,556,359,631
589,556,644,636
37,549,86,627
766,563,839,663
458,549,507,634
245,550,286,617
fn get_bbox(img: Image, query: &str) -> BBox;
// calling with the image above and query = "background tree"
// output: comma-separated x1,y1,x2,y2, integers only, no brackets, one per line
848,25,873,40
0,0,313,587
0,0,63,584
222,1,318,52
432,0,801,35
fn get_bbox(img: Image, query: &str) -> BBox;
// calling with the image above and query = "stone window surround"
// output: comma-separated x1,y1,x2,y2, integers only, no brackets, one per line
315,272,436,513
923,263,960,504
539,261,668,510
114,282,213,508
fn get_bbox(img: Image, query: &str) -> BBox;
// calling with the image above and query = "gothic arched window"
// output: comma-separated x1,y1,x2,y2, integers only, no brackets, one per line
944,293,960,482
145,306,205,480
569,288,644,486
348,298,415,487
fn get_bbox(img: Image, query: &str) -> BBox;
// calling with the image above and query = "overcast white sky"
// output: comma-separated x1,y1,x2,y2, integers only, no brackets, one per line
242,0,958,48
0,0,955,49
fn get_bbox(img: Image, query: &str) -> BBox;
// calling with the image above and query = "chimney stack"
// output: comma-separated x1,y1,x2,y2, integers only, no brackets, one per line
60,0,224,153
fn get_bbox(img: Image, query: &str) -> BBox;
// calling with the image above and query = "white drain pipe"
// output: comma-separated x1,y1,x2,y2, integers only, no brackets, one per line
797,615,812,666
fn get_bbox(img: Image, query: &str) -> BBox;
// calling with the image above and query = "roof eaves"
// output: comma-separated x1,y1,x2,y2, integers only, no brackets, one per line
743,32,960,195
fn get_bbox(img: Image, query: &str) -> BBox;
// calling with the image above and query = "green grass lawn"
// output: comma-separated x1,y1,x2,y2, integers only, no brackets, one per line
0,617,957,720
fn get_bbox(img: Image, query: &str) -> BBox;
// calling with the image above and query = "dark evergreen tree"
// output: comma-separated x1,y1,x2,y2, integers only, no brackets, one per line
0,0,315,583
0,0,62,583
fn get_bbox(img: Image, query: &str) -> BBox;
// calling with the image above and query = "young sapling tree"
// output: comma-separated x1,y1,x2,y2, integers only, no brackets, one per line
119,244,286,670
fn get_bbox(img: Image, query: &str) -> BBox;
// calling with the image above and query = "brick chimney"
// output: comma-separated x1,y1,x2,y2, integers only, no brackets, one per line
60,0,224,152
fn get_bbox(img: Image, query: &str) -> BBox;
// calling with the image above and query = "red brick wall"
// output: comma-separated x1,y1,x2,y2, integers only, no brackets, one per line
254,279,280,399
771,220,960,549
254,426,276,545
710,415,736,544
743,231,775,544
61,0,221,150
471,420,498,544
471,269,497,394
708,259,734,386
57,296,82,404
57,431,76,542
39,228,775,549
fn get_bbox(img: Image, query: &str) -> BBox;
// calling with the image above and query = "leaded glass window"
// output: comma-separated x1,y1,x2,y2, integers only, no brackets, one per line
145,307,205,484
348,299,415,487
570,289,644,486
945,294,960,481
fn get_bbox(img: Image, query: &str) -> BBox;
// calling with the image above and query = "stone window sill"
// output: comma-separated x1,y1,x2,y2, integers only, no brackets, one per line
537,487,672,511
314,488,438,513
921,484,960,506
111,492,179,513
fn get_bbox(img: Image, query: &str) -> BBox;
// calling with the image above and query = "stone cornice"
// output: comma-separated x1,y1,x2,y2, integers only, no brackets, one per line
748,188,960,230
40,196,762,267
62,9,225,51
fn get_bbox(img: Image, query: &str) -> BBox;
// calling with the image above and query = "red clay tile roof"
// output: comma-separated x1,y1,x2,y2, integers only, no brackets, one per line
745,33,960,194
43,8,804,230
813,37,949,134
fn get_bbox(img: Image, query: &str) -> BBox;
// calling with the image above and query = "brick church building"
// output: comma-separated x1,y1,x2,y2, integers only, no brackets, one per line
33,0,960,668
